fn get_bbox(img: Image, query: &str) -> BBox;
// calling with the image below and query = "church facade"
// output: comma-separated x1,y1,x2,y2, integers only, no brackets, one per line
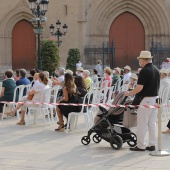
0,0,170,71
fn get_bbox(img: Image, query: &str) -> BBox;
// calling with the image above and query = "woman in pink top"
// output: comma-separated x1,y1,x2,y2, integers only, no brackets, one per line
102,67,112,88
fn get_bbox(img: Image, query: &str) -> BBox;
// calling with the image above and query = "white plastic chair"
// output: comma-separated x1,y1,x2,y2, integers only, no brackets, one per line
66,93,92,133
1,85,25,120
25,87,52,126
50,86,60,123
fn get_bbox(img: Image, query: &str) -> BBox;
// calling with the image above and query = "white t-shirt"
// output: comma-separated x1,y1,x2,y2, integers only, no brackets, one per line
76,62,82,67
123,72,131,83
53,75,64,89
160,77,170,87
95,64,103,76
32,82,49,102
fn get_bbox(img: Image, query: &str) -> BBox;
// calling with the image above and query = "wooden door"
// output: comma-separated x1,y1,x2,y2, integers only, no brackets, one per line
109,12,145,69
12,20,36,70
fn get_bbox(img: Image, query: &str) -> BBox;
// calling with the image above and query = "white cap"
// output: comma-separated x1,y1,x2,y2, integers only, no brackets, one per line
130,73,138,80
124,65,131,71
76,67,84,72
160,68,168,74
114,67,121,74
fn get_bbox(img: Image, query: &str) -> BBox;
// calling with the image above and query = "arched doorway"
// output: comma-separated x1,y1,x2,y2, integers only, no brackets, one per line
12,20,36,70
109,12,145,70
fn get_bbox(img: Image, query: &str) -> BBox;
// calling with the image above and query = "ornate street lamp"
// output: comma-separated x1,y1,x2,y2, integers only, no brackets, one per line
28,0,49,70
49,20,68,47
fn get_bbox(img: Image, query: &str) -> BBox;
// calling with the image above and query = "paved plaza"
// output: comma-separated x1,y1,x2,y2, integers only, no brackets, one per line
0,116,170,170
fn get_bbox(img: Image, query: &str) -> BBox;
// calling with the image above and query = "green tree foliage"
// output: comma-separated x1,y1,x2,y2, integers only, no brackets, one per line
66,48,80,75
41,40,59,75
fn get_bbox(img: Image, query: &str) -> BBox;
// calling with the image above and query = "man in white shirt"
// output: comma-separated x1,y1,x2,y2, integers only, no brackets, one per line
123,65,131,84
95,60,103,77
53,68,65,89
76,61,82,68
160,68,170,87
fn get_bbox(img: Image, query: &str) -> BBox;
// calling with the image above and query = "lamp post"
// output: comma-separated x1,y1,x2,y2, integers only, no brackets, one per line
49,20,68,47
28,0,49,71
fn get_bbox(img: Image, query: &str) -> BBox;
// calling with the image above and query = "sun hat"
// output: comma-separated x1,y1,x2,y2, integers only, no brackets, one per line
114,67,121,74
76,67,84,72
130,73,138,80
124,65,131,71
137,51,153,59
160,68,168,74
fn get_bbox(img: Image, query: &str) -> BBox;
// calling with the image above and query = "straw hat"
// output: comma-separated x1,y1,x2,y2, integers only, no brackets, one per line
76,67,84,72
137,51,153,59
160,68,168,74
114,67,121,74
124,65,131,71
130,73,138,80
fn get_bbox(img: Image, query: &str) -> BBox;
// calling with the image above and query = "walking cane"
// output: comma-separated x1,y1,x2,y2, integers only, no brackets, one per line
150,98,169,156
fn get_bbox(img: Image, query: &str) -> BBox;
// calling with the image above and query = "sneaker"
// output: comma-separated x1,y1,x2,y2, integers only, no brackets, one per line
146,146,155,151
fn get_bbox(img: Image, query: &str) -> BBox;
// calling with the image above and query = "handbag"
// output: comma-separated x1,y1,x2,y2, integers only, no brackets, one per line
27,94,34,100
123,108,137,128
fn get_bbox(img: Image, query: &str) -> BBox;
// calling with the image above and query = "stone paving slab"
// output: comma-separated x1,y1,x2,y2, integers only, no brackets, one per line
0,116,170,170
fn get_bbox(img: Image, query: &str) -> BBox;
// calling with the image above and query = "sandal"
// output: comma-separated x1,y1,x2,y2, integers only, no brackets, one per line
6,111,15,117
17,120,25,125
55,124,64,132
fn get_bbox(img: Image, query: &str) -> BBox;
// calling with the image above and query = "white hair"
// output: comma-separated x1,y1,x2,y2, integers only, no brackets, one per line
83,70,90,77
44,71,49,77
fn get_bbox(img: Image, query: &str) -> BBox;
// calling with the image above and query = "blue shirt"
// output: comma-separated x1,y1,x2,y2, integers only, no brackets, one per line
16,77,30,95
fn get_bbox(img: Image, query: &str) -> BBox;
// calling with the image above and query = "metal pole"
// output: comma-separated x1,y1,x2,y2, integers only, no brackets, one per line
102,42,104,70
150,98,169,156
37,4,42,70
57,29,60,47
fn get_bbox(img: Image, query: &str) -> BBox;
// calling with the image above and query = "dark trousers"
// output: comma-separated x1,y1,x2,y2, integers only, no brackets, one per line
167,120,170,129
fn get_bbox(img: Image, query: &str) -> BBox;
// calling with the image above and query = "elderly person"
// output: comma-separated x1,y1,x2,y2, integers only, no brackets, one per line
6,72,49,125
125,51,160,151
76,67,84,77
160,68,170,87
52,68,65,89
128,73,138,90
16,69,30,95
112,67,121,85
95,60,103,77
103,67,112,88
0,70,17,116
83,70,93,91
123,65,131,84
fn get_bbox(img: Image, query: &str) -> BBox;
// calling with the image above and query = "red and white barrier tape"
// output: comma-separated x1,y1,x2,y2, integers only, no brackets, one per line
0,101,161,109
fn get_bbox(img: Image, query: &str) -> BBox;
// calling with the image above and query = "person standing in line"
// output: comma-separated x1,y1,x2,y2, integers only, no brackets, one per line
95,60,103,77
125,51,160,151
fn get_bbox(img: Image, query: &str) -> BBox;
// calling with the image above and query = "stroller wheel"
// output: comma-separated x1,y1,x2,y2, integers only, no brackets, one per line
81,136,91,145
110,135,123,150
93,134,102,143
127,133,137,147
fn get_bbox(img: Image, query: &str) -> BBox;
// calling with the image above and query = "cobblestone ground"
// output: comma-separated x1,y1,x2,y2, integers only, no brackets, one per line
0,116,170,170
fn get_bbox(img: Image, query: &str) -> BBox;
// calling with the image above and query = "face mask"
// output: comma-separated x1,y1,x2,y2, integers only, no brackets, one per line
139,61,142,67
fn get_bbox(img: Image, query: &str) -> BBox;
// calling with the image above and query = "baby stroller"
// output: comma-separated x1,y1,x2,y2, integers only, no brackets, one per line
81,91,137,150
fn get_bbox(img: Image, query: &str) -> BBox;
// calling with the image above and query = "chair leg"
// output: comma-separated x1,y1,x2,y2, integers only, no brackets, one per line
66,114,72,134
1,104,7,120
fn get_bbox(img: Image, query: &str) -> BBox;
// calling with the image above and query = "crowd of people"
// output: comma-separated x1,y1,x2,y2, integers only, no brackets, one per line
0,50,170,152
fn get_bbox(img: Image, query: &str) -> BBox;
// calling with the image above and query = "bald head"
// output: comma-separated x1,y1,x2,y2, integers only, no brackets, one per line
34,73,39,80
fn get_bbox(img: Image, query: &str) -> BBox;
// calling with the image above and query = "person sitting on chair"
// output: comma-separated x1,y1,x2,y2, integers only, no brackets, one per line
6,72,49,125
